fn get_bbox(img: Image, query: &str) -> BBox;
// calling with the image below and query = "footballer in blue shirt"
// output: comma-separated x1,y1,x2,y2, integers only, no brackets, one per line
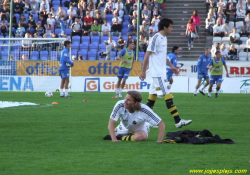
166,46,179,90
194,48,211,96
59,40,74,97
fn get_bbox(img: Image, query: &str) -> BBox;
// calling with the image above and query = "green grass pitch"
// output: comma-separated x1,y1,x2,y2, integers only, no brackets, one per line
0,92,249,175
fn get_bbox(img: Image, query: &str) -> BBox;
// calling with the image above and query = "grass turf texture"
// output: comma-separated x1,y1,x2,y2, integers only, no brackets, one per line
0,92,249,175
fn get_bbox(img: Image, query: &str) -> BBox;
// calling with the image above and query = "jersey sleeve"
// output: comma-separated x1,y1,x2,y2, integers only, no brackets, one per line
118,48,126,56
146,34,158,53
63,51,74,65
140,105,162,126
110,100,124,121
221,58,226,65
208,59,213,66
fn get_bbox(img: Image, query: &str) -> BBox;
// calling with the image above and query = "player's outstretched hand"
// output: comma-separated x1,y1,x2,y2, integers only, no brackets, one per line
172,67,179,75
139,72,146,81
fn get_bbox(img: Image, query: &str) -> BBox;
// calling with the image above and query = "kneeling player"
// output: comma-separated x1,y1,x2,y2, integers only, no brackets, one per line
104,91,165,142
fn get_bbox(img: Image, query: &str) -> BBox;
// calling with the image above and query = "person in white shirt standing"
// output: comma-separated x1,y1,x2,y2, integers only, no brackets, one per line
139,18,192,128
104,91,165,142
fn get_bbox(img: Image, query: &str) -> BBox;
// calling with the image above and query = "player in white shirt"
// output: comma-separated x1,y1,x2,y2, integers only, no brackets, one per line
105,91,165,142
139,18,192,128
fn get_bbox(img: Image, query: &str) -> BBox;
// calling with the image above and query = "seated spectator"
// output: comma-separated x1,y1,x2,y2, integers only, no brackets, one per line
36,22,44,36
107,36,117,51
239,24,250,37
152,6,161,17
213,20,225,37
222,21,233,37
216,14,225,26
19,14,27,29
86,5,94,18
217,0,226,11
22,33,33,51
150,20,158,32
127,19,137,36
91,20,101,36
28,14,36,28
29,0,39,15
220,43,229,60
101,20,111,36
216,6,225,19
117,36,126,48
84,12,93,25
0,20,8,37
237,0,246,10
124,0,133,14
15,22,26,37
40,7,49,19
66,15,74,28
139,26,149,40
244,35,250,52
229,27,242,44
111,16,122,36
151,15,160,27
141,5,151,22
141,20,149,35
77,6,85,19
26,22,36,36
82,21,91,36
211,42,220,57
72,55,77,60
206,12,215,35
228,44,238,60
98,0,106,8
127,35,136,47
129,4,138,24
38,14,47,29
56,6,67,18
148,27,156,38
226,5,236,22
139,34,147,52
115,0,124,11
50,7,56,18
67,5,77,20
71,18,82,42
94,13,104,25
226,0,237,11
236,4,246,22
0,5,9,21
44,24,53,35
113,4,124,19
39,0,50,13
70,0,78,7
13,0,23,15
94,7,106,20
205,0,217,13
46,13,55,29
22,54,28,60
145,0,154,11
208,8,217,19
88,0,96,11
153,0,163,13
245,13,250,28
104,0,115,14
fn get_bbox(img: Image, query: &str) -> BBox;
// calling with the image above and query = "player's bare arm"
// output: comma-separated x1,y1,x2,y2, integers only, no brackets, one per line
224,64,229,77
140,51,151,80
108,119,120,142
156,120,165,142
166,58,179,75
117,54,127,63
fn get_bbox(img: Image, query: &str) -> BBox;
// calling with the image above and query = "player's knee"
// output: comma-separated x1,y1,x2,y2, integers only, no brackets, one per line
134,131,148,141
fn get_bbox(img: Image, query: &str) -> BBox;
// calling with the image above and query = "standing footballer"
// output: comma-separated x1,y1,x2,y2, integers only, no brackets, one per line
115,42,135,98
139,18,192,128
166,46,180,90
194,48,211,96
59,40,74,97
207,50,229,98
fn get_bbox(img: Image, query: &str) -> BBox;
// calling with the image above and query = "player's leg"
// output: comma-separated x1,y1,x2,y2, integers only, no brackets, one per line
60,79,65,97
199,74,210,95
194,76,202,96
119,68,131,97
215,76,223,98
146,78,158,109
208,75,215,98
168,77,173,90
121,123,149,141
116,67,124,97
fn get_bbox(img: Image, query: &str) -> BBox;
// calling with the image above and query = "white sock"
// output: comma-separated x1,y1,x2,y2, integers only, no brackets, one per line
65,89,68,96
194,89,198,93
116,88,119,94
60,89,64,96
120,89,123,93
208,92,212,96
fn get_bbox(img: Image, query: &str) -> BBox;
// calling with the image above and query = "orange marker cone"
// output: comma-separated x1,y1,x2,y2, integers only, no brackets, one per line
52,102,58,104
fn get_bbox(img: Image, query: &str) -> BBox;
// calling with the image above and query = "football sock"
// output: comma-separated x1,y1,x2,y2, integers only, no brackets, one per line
146,94,157,109
168,84,172,89
201,86,205,91
116,88,119,94
65,89,68,96
194,89,198,93
122,134,134,141
164,93,181,124
60,89,64,96
120,88,123,93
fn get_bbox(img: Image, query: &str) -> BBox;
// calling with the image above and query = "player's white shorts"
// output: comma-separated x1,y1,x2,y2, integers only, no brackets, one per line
149,77,171,95
115,122,150,137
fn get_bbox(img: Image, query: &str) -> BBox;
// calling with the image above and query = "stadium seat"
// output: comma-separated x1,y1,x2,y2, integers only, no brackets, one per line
212,37,221,44
65,28,72,36
106,14,113,21
124,15,129,21
99,43,106,52
71,43,79,51
138,52,145,61
110,51,117,60
10,51,20,60
240,37,248,44
239,52,248,61
1,52,9,60
40,50,49,60
52,0,60,6
81,36,90,43
33,14,38,23
50,51,59,60
20,51,30,60
121,28,128,36
80,43,89,51
53,5,59,11
91,36,100,44
62,7,68,12
72,35,80,44
221,37,230,44
122,21,129,29
97,51,106,60
14,13,20,23
89,43,99,52
55,28,61,35
88,51,97,60
100,36,109,44
235,21,244,32
30,51,39,60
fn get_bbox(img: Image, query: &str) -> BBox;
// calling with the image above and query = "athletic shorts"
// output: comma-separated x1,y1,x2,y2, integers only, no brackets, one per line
198,73,209,80
209,75,223,84
117,67,131,79
59,70,69,79
149,77,170,95
167,72,173,81
115,122,150,137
